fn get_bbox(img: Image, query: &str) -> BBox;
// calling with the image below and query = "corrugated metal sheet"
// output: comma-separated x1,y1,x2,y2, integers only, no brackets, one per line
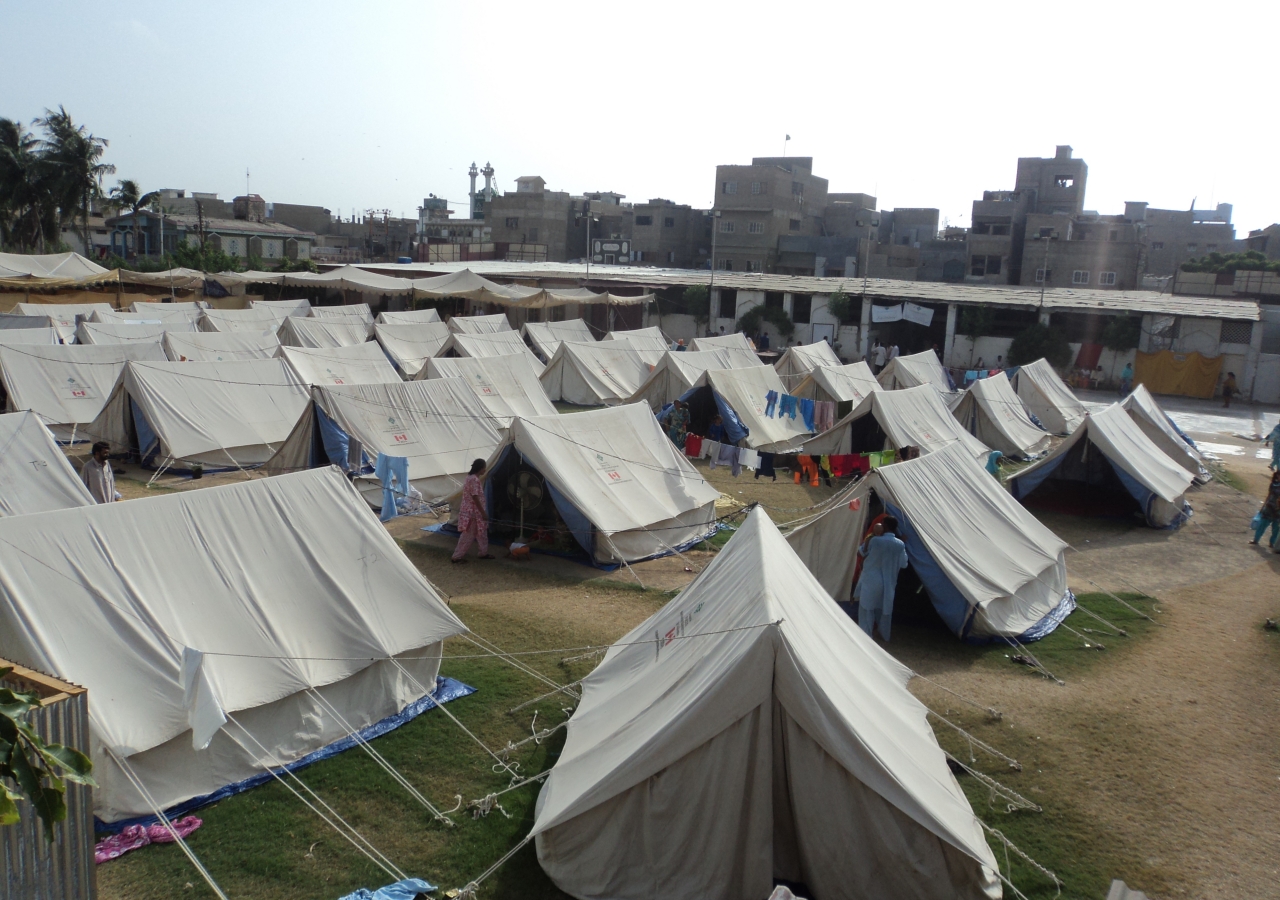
2,662,96,900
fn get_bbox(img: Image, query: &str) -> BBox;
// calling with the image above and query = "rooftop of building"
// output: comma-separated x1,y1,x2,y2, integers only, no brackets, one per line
105,210,316,238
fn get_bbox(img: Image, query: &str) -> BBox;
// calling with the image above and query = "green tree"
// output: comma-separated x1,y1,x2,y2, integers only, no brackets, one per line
0,118,56,251
1100,315,1141,352
736,303,795,339
825,290,856,324
957,305,995,339
682,284,710,334
1,667,96,841
34,107,114,259
1181,250,1280,275
108,179,159,261
1008,322,1072,368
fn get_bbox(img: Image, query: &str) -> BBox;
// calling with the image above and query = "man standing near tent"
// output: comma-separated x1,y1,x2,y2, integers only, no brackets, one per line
1119,362,1134,394
81,441,120,504
853,517,908,641
452,459,494,563
871,341,886,373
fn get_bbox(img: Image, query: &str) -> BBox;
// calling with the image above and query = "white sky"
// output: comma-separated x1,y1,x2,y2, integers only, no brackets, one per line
4,1,1278,232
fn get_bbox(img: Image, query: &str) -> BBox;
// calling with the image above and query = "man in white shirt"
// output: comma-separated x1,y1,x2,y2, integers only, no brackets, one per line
889,344,900,361
81,441,119,504
871,341,886,373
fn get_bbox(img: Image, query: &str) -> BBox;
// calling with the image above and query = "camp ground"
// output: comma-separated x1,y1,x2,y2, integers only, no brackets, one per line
0,468,467,823
277,315,372,349
15,301,113,341
75,320,197,345
447,312,512,334
1008,403,1196,528
521,318,596,362
538,338,652,406
790,360,881,407
627,346,762,409
476,403,719,565
690,331,756,354
0,341,167,441
531,506,1000,900
773,339,842,390
266,377,505,505
88,358,310,469
374,321,452,377
310,302,374,326
0,410,95,515
199,306,289,333
1007,357,1087,435
787,444,1073,641
951,371,1051,459
376,307,442,325
162,330,281,362
424,353,557,425
436,329,545,373
876,349,957,395
804,383,994,466
279,342,401,387
250,297,312,317
604,325,669,365
1121,384,1210,483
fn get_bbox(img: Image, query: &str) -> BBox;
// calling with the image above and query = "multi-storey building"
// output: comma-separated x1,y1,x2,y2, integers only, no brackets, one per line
711,157,830,273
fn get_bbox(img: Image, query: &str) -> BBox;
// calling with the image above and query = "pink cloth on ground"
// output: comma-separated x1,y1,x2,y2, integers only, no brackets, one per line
95,816,203,864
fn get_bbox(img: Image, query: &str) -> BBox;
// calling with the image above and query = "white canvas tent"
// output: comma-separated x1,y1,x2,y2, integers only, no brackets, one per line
804,384,993,467
199,307,288,333
0,411,95,515
532,506,1001,900
447,313,511,334
0,312,56,332
88,358,309,468
436,330,544,373
411,268,503,300
774,340,841,390
97,306,203,325
0,467,467,822
790,361,880,405
310,302,374,326
0,325,59,346
76,321,197,345
0,342,167,441
250,297,312,317
375,322,452,377
482,403,719,565
522,318,597,362
0,251,109,282
876,349,956,395
15,302,113,341
1120,384,1209,483
787,444,1073,640
424,353,557,425
266,378,505,505
130,300,206,314
539,338,652,406
1008,403,1195,528
690,331,755,354
376,307,442,325
281,265,414,297
697,365,812,452
628,347,762,410
951,372,1050,459
280,342,401,387
277,316,371,349
163,330,280,362
604,325,668,365
1008,359,1086,435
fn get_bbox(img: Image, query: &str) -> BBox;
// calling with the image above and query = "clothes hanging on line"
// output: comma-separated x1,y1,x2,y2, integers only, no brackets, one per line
374,452,410,522
795,454,821,487
778,394,799,420
764,390,779,418
755,452,776,480
798,397,816,431
738,447,760,471
814,400,837,433
702,439,720,460
710,443,741,476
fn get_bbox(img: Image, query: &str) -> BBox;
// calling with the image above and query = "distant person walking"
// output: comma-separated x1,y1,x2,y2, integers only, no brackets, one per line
1119,362,1134,394
452,458,493,563
888,343,900,361
1250,471,1280,552
1265,422,1280,471
871,341,886,373
854,516,909,641
1222,371,1238,408
81,441,119,504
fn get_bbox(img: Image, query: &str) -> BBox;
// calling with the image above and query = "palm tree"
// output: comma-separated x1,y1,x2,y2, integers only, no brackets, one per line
0,118,55,251
34,106,114,258
109,179,160,261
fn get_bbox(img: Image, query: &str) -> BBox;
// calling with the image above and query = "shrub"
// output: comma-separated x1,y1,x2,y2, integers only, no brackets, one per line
1008,322,1072,368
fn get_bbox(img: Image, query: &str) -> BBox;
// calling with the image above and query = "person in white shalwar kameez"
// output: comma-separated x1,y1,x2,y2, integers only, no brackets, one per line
854,516,908,641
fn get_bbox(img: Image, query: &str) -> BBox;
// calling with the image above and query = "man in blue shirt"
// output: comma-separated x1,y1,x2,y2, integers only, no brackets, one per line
854,516,909,641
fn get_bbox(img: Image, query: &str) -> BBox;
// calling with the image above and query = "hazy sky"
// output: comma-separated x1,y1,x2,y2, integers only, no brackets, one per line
5,1,1278,232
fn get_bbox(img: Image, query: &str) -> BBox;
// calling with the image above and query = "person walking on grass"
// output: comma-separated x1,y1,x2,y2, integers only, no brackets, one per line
853,516,908,642
1251,471,1280,552
1264,422,1280,471
452,458,494,563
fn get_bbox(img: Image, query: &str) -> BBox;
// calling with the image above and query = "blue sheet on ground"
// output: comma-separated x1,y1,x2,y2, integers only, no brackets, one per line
339,877,437,900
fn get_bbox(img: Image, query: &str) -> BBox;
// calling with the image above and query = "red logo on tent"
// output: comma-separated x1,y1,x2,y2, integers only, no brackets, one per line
391,433,409,444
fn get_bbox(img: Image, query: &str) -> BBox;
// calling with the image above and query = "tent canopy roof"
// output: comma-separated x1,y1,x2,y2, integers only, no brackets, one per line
951,371,1051,459
277,316,371,349
425,353,557,423
704,365,812,452
280,341,401,386
447,313,512,334
0,411,95,515
163,330,280,362
877,350,955,394
690,332,755,354
805,384,992,464
375,322,452,377
793,360,880,403
539,338,652,405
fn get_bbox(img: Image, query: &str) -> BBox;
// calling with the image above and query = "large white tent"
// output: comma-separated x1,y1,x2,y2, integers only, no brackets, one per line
693,366,813,452
539,338,652,406
163,330,281,362
0,342,167,441
0,467,467,822
88,358,309,468
310,302,375,327
447,313,512,334
0,251,109,282
130,300,207,314
97,306,203,326
804,384,993,467
628,347,762,410
951,372,1051,459
1120,385,1209,483
267,378,505,505
0,411,95,515
250,297,312,317
1008,359,1086,435
75,321,197,345
436,330,544,373
277,316,371,349
0,311,56,333
522,319,597,362
1008,403,1195,528
774,340,841,390
604,325,669,365
482,403,719,565
280,342,401,387
0,325,59,346
790,361,881,405
199,307,289,333
877,349,956,395
788,445,1073,640
424,353,557,425
15,302,113,341
690,331,755,354
375,322,452,377
532,506,1001,900
376,307,442,325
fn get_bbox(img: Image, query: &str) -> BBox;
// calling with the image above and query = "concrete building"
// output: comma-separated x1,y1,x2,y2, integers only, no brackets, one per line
711,157,830,273
1131,202,1241,277
486,176,574,262
631,199,707,268
106,204,315,262
1017,212,1144,291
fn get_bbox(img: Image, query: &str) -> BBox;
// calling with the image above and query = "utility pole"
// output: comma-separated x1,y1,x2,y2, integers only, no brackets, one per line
1036,229,1059,311
706,209,722,337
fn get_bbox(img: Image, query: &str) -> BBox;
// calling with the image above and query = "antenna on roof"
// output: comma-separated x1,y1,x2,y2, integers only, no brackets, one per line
246,168,250,197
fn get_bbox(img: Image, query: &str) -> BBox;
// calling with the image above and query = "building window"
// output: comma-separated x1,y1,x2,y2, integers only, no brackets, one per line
718,289,738,318
971,255,987,277
1055,176,1075,188
1098,271,1117,286
663,217,675,227
1109,229,1119,242
986,255,1002,275
748,221,765,234
1072,270,1090,285
1035,268,1051,283
1151,241,1164,250
991,224,1011,235
792,294,812,324
751,181,761,195
667,250,676,263
719,220,735,233
764,292,784,311
745,260,761,272
636,215,653,226
789,219,801,231
505,217,519,228
791,181,803,197
1187,243,1198,252
529,227,539,242
1206,243,1218,251
720,259,733,271
971,223,991,235
723,181,737,194
1221,320,1253,344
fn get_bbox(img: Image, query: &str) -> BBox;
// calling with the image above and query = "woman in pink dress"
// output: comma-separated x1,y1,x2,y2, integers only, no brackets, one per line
453,458,494,563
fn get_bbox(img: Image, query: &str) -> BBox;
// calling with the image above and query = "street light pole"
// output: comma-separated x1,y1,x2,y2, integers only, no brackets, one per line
1037,229,1058,311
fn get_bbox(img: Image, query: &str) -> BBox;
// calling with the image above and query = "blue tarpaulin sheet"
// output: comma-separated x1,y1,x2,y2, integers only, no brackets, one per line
339,877,438,900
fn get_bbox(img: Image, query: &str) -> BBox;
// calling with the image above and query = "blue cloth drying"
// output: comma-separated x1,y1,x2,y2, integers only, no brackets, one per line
374,453,410,522
778,394,798,420
764,390,779,418
339,877,437,900
798,397,815,431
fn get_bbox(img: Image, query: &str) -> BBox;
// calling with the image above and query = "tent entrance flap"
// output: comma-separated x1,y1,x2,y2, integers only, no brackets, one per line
1013,436,1144,519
